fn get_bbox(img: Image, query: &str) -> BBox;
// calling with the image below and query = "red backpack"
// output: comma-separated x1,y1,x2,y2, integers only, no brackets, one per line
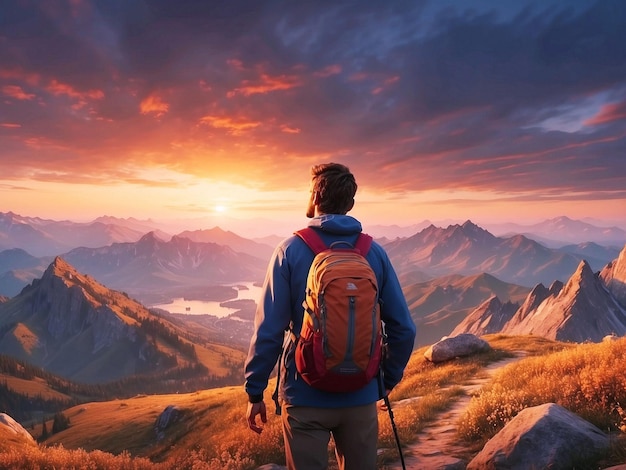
293,228,382,392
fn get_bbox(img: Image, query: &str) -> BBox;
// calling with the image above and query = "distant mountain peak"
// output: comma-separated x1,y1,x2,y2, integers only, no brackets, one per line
461,220,479,229
139,231,160,242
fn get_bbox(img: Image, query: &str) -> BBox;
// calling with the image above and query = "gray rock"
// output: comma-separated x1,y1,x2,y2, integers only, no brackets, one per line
424,333,491,363
154,405,183,441
467,403,609,470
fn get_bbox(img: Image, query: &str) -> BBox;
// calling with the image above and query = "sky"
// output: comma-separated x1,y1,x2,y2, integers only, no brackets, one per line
1,0,625,235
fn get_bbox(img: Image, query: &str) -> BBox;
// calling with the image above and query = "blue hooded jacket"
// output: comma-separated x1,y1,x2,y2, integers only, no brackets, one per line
244,214,416,408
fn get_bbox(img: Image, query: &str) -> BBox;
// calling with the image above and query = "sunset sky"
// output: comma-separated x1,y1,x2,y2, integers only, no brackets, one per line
1,0,625,235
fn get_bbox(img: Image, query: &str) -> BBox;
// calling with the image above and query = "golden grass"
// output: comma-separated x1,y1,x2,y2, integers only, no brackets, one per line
3,334,624,469
0,374,72,401
458,337,626,441
0,426,37,453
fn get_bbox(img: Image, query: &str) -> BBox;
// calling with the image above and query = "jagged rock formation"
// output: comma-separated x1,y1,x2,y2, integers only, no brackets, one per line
450,296,519,336
511,280,563,324
600,244,626,307
452,245,626,343
502,260,626,342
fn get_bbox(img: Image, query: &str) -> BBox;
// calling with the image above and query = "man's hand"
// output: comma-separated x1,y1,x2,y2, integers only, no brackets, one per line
246,400,267,434
377,389,392,412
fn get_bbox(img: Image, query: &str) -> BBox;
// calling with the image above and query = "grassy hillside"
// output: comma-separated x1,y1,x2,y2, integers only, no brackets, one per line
2,335,625,469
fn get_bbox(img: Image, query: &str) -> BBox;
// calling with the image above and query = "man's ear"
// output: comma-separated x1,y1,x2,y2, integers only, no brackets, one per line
347,198,354,212
312,191,321,205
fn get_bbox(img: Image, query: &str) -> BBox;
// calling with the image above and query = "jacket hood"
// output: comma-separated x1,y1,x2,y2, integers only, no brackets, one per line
307,214,362,235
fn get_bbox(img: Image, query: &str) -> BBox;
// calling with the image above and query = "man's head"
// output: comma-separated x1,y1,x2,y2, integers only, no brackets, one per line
306,163,357,218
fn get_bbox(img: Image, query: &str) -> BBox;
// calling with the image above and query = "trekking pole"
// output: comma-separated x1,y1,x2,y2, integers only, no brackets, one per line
384,393,406,470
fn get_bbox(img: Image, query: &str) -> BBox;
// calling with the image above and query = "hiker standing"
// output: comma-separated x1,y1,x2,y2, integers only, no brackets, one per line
245,162,416,470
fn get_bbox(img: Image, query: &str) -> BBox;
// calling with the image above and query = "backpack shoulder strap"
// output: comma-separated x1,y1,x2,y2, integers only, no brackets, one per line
354,233,373,256
295,227,373,256
294,227,327,255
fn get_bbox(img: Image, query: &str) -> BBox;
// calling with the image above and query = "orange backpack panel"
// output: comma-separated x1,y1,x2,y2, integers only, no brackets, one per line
294,228,382,392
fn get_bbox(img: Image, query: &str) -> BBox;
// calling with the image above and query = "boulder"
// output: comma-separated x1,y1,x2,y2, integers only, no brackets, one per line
424,334,491,363
467,403,609,470
154,405,183,441
0,413,35,443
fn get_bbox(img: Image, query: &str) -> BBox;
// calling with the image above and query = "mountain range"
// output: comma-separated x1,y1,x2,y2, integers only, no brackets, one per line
383,220,615,287
0,257,245,384
402,272,531,346
484,216,626,248
61,232,267,302
2,213,622,300
452,245,626,342
2,211,624,256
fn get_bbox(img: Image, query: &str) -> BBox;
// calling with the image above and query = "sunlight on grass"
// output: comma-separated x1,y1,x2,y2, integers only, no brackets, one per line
458,337,626,442
2,335,625,469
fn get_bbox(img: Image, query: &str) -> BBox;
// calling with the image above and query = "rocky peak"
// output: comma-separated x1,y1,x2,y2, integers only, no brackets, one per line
548,280,564,296
43,256,76,280
451,295,518,336
600,244,626,307
461,220,495,240
560,260,595,299
515,283,549,321
502,258,626,342
135,231,164,255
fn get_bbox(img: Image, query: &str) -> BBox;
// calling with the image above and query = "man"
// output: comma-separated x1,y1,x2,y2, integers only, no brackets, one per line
245,163,416,470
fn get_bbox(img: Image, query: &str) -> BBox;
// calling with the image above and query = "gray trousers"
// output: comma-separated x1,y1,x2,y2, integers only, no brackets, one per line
281,402,378,470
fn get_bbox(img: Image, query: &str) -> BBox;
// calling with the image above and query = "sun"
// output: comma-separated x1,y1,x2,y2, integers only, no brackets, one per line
214,205,227,214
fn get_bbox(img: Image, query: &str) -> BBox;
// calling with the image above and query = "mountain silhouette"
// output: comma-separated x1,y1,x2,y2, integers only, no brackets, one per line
384,220,582,286
61,232,267,294
0,257,244,383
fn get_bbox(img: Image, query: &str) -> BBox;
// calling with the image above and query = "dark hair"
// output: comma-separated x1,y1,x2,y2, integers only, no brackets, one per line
311,163,357,214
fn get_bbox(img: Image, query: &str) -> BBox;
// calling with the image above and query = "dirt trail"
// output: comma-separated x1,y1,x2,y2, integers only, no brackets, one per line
383,355,523,470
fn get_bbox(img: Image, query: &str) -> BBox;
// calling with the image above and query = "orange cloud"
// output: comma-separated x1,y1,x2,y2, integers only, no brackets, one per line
0,68,40,85
280,124,301,134
46,79,104,100
584,101,626,126
140,94,169,116
1,123,21,128
2,85,35,100
199,115,261,134
227,73,301,97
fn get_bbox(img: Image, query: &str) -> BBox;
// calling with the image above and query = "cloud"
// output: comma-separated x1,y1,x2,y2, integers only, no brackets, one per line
198,115,261,134
584,101,626,126
140,94,169,116
2,85,35,100
0,0,624,211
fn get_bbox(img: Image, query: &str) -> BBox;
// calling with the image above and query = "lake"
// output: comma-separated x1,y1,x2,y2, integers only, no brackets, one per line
150,282,262,318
